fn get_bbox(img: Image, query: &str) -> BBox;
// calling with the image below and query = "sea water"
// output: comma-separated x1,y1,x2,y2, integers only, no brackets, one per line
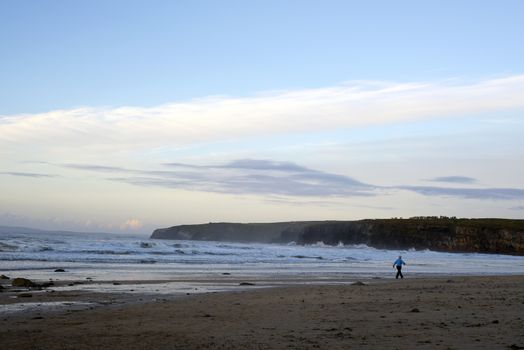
1,230,524,285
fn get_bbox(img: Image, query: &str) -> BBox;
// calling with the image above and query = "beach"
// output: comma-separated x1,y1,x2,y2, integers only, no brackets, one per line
1,275,523,349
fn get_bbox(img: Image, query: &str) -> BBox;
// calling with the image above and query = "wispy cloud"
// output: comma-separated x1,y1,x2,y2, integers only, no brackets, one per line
1,76,524,155
165,159,311,172
62,164,131,173
165,159,369,187
110,159,377,197
0,171,58,178
426,176,477,184
400,186,524,200
55,159,524,201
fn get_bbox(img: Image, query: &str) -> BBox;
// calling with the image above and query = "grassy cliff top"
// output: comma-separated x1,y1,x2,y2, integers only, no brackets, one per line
366,217,524,230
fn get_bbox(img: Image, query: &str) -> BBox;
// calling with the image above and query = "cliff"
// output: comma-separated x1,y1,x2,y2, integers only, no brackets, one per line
298,218,524,255
150,221,324,243
151,218,524,255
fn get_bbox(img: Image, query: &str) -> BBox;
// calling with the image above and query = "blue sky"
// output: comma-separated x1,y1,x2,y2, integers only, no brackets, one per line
1,1,523,233
2,0,523,114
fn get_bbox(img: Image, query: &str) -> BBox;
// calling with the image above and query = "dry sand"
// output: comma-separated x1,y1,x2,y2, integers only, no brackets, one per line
1,276,524,349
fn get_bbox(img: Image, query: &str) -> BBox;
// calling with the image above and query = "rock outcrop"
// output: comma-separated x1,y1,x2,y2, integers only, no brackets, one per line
11,277,37,288
151,218,524,255
298,218,524,255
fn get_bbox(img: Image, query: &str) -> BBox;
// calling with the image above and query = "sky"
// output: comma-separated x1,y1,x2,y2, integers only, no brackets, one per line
1,0,524,234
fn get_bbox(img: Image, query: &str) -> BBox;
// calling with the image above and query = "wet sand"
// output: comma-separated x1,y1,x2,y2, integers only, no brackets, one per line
1,276,524,349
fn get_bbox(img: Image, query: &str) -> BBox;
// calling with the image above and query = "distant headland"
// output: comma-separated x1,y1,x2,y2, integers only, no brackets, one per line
151,217,524,256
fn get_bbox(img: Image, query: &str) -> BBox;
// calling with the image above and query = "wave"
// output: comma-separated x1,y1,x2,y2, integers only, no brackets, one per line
191,250,238,256
73,250,134,255
2,233,523,276
0,242,18,252
216,244,254,250
172,243,191,248
306,241,328,247
292,255,324,260
138,242,155,248
150,250,184,255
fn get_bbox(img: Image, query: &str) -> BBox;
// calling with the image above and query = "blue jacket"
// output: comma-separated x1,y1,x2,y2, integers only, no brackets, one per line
393,258,406,267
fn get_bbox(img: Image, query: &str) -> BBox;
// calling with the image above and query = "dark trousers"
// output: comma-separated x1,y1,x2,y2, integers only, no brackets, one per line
396,266,403,279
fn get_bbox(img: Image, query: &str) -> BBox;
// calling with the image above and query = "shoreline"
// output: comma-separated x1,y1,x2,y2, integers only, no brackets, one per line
2,272,523,308
2,275,524,349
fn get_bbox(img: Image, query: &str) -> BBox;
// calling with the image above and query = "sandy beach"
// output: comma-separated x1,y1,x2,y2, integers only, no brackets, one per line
1,275,523,349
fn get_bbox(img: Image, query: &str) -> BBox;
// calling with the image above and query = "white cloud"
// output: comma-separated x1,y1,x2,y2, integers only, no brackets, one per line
119,218,143,231
1,76,523,157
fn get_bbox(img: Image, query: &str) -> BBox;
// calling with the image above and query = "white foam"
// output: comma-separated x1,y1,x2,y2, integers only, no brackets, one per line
1,231,524,280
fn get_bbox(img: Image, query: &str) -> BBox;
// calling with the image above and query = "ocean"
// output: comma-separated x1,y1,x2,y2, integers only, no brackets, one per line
2,230,524,287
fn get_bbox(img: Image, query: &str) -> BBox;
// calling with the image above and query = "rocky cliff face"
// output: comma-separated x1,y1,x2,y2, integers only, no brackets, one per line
151,218,524,255
298,219,524,255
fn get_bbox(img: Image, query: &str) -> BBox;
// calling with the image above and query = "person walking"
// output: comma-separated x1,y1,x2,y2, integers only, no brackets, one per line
393,255,406,279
